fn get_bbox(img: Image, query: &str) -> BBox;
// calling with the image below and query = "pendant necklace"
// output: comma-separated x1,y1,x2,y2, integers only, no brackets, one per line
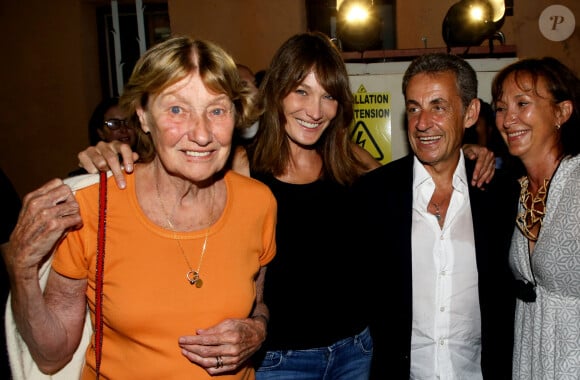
429,194,449,226
155,180,214,287
431,202,442,222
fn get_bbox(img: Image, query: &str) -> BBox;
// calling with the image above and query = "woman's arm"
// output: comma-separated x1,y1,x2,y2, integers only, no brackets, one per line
463,143,496,188
3,179,87,373
77,141,138,189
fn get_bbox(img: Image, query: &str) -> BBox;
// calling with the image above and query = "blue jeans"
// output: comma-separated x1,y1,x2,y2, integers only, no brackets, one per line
255,326,373,380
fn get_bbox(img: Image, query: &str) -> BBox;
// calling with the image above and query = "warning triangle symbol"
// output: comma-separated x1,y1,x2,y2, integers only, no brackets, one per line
356,84,367,93
350,120,384,162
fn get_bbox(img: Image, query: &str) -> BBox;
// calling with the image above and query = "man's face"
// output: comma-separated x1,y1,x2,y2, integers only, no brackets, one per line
405,71,478,171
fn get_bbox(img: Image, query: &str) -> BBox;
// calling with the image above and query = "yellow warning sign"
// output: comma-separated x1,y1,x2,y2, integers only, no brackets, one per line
349,84,392,165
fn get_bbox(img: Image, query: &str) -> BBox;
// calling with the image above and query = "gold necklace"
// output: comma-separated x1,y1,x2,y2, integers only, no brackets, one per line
516,176,549,242
155,180,213,287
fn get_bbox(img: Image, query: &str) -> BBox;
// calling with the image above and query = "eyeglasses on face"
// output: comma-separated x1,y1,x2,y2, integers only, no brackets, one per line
103,119,129,130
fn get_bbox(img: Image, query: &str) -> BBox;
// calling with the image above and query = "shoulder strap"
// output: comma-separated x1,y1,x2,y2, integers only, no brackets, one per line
95,171,107,378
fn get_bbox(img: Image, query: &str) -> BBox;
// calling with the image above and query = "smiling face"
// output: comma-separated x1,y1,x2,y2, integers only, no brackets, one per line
405,71,479,171
282,71,338,149
494,72,562,163
137,72,235,182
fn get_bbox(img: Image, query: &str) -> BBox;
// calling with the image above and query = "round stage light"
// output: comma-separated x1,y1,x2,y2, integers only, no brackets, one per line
336,0,382,52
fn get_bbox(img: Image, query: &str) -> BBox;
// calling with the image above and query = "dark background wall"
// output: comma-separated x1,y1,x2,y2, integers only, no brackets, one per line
0,0,578,197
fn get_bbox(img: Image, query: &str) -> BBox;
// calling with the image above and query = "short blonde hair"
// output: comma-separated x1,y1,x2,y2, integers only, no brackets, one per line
120,35,259,162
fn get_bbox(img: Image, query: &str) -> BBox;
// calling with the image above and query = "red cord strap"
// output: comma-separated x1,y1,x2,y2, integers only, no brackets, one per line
95,171,107,378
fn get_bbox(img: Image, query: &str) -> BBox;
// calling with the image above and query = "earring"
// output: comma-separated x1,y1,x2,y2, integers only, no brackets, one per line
556,124,561,130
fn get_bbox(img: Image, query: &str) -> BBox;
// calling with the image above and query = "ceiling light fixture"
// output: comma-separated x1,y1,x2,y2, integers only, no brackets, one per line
442,0,506,53
336,0,381,52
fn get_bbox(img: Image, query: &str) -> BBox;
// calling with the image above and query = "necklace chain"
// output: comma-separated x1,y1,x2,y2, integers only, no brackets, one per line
155,179,213,287
432,202,441,221
429,192,451,226
516,176,549,242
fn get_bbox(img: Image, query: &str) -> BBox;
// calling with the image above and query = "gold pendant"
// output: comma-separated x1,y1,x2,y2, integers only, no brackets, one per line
186,271,204,287
186,270,199,285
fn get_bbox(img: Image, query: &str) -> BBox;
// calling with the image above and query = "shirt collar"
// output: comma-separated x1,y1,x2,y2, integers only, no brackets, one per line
412,152,469,195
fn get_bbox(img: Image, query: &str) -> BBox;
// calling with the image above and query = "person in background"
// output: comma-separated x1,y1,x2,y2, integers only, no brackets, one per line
89,96,136,147
237,64,258,94
354,52,517,379
463,98,494,147
235,63,260,143
0,168,21,380
74,33,497,380
254,69,266,89
70,97,138,177
230,63,261,175
3,35,276,379
463,98,512,171
492,56,580,380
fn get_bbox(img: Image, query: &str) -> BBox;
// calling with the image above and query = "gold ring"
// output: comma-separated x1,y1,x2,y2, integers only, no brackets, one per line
216,356,223,369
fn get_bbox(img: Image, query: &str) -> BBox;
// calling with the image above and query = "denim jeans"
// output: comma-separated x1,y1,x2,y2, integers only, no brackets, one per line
255,326,373,380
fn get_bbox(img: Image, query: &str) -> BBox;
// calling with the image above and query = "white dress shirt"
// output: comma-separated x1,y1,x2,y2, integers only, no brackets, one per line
410,153,482,380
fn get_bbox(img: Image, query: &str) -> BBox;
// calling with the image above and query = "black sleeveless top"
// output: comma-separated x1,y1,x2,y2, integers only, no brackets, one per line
252,172,370,350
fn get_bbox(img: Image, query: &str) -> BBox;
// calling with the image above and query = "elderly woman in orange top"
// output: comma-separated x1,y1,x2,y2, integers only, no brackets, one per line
3,35,276,379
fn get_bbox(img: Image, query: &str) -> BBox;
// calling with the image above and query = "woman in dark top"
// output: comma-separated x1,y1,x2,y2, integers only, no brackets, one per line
245,32,379,379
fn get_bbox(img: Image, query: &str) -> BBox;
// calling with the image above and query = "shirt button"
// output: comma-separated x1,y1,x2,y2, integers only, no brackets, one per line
439,338,445,346
440,306,445,312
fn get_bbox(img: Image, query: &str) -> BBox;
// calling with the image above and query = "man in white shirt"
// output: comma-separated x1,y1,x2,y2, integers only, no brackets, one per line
354,53,517,380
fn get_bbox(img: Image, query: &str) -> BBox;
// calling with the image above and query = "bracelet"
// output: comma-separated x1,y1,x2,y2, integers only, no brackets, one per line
251,314,269,324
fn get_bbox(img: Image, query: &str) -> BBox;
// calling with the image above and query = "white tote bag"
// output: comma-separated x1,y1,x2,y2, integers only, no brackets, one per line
5,173,106,379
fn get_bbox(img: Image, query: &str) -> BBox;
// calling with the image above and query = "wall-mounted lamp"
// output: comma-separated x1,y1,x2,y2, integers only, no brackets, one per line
336,0,381,52
442,0,506,52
